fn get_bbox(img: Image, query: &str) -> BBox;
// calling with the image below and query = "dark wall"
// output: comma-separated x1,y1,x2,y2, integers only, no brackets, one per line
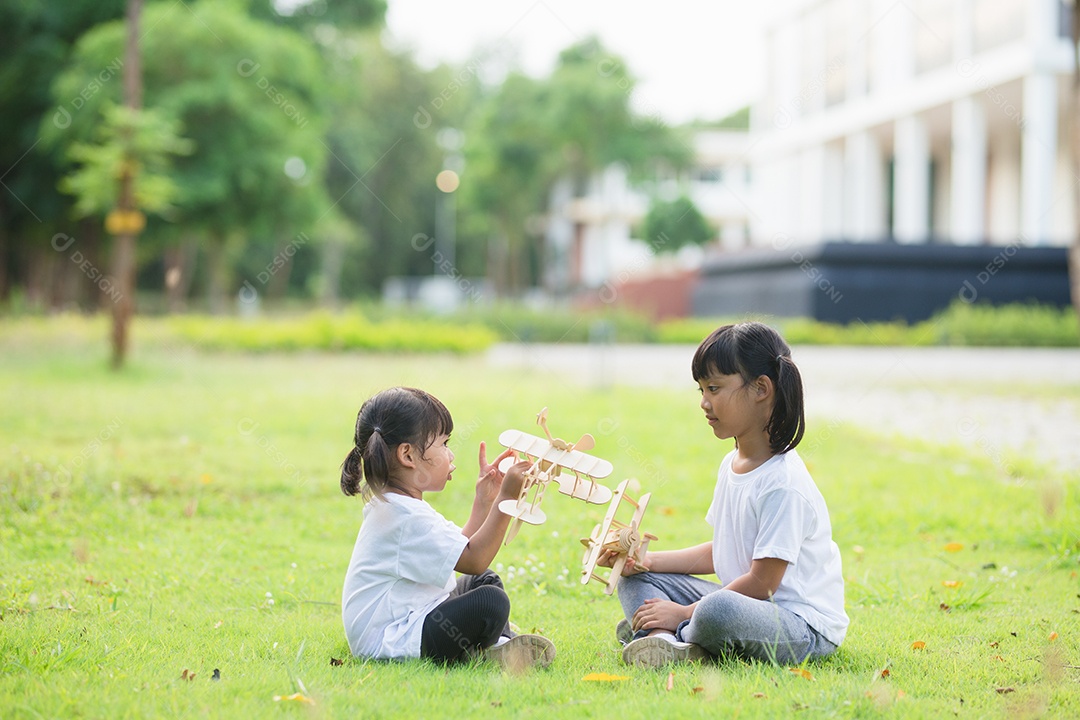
692,242,1070,322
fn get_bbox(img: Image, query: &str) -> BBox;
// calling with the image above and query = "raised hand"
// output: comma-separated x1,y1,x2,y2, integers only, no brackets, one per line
476,441,516,506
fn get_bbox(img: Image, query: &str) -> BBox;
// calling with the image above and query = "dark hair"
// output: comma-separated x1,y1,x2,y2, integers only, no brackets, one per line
691,321,804,455
341,387,454,500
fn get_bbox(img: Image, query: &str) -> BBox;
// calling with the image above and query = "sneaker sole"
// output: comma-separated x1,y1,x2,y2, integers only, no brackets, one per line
485,634,556,671
622,636,709,668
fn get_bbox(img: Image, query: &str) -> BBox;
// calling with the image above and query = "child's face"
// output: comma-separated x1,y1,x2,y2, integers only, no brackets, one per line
411,433,456,494
697,371,759,441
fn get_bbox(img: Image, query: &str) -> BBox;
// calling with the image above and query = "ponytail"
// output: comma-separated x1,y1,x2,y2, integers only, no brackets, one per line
767,353,805,455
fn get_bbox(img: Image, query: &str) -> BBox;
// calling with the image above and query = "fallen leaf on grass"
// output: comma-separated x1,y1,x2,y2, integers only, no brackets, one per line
944,542,964,552
665,672,674,691
995,687,1015,694
942,580,963,588
789,667,814,680
939,603,951,612
582,672,628,682
180,669,194,681
1048,632,1058,642
213,621,223,629
753,692,767,698
879,668,891,679
992,655,1004,662
273,693,315,705
990,641,999,648
691,687,705,694
911,641,926,650
329,658,344,667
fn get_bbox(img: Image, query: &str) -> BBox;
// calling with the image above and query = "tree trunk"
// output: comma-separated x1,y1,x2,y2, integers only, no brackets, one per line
110,0,143,369
164,233,198,313
1070,2,1080,320
205,235,231,314
320,237,344,309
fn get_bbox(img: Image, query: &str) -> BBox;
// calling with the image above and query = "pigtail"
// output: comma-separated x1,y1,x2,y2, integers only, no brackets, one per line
768,354,805,454
341,446,364,496
360,429,392,501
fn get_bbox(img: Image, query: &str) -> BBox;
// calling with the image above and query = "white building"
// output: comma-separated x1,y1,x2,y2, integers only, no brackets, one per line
544,129,752,292
752,0,1077,248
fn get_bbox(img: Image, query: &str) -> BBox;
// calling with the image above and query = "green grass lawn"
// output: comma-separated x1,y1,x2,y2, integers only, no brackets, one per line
1,330,1078,719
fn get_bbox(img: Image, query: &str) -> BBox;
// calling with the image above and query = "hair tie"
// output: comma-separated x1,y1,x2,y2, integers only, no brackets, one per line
372,426,382,435
776,354,784,365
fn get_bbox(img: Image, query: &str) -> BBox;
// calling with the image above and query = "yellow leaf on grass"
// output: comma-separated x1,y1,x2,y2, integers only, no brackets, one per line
273,693,315,705
911,641,926,650
942,580,963,588
582,672,629,682
1049,631,1059,642
943,542,964,552
789,667,814,680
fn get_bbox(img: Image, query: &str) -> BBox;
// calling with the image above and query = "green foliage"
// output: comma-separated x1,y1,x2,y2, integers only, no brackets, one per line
656,302,1080,347
0,339,1077,718
642,195,715,250
164,311,497,353
932,301,1080,347
44,1,331,241
450,304,656,344
60,103,194,218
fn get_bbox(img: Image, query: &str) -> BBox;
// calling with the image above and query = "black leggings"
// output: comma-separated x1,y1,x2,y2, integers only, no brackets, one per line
420,570,512,663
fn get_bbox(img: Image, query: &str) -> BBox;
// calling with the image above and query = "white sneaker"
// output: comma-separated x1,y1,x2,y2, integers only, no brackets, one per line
484,634,556,670
622,634,709,668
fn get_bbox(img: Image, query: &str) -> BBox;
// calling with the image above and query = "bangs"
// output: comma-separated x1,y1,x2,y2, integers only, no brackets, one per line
691,324,745,380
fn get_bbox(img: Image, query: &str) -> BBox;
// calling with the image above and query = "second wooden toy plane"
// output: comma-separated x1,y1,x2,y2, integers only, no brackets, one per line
580,478,657,595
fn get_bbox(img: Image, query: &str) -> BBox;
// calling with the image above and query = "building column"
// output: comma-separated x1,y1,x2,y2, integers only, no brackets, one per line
951,96,987,244
844,131,886,241
893,114,930,243
1020,72,1057,245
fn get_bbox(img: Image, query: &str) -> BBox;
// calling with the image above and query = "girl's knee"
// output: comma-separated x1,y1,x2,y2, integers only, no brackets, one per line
474,585,511,621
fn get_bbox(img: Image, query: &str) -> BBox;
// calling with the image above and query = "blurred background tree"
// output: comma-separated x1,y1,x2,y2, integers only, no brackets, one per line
641,195,715,251
2,3,687,312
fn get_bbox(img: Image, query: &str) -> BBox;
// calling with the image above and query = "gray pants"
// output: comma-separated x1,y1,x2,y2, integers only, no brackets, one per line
617,572,838,664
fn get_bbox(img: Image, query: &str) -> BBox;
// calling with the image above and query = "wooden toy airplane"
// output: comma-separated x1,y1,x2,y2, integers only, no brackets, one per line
580,479,658,595
497,407,614,543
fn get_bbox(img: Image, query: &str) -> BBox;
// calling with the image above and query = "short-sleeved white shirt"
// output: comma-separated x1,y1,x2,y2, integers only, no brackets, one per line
341,493,469,659
705,449,849,646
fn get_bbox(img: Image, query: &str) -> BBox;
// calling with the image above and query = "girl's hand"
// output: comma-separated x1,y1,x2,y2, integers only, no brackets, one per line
476,442,515,505
498,459,532,502
631,598,690,634
596,549,650,575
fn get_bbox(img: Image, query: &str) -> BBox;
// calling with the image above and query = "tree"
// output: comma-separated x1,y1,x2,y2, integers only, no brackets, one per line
0,0,127,307
642,195,715,251
460,36,691,295
44,1,331,312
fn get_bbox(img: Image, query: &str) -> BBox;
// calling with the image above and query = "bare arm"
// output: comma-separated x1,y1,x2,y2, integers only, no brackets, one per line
455,460,529,575
716,557,788,600
639,542,715,575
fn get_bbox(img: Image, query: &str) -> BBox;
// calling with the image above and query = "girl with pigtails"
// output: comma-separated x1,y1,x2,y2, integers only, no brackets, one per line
605,322,849,668
340,387,555,669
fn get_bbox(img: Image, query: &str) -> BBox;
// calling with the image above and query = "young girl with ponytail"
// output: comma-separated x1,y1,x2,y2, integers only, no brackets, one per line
340,386,555,669
607,322,849,668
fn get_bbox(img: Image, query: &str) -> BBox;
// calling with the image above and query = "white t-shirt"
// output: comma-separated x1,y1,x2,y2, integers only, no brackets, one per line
705,449,849,646
341,493,469,659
